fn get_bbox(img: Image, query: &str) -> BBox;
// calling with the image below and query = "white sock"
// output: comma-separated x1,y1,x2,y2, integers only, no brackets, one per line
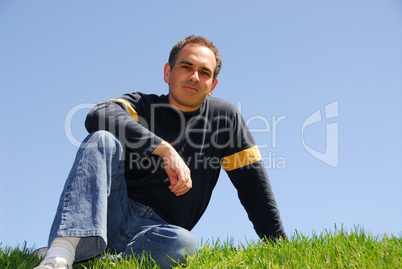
43,237,80,266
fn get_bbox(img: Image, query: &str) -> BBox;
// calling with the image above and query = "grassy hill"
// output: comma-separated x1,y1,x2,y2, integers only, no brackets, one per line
1,228,401,268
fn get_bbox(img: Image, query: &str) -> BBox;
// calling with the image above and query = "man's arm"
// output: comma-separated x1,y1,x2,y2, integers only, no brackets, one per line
152,141,192,196
86,100,163,157
86,99,192,196
219,102,286,241
226,161,286,241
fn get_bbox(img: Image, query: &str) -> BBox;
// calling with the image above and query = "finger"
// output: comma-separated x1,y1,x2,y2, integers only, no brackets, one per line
170,169,188,189
165,167,178,185
172,181,192,196
174,186,191,196
171,175,191,191
170,180,184,193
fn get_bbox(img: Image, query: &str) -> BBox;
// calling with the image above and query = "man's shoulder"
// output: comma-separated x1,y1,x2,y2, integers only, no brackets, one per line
121,92,168,105
206,96,239,114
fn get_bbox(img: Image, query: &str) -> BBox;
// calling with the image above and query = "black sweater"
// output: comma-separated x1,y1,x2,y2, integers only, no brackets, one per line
85,92,286,240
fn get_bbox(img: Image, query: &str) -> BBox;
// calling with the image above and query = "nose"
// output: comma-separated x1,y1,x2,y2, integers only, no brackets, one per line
189,71,200,82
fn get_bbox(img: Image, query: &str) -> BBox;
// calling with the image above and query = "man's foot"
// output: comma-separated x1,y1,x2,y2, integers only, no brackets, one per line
33,257,71,269
33,237,80,268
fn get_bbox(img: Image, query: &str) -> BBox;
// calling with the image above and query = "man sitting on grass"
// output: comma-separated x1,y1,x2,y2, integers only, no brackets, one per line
34,35,286,269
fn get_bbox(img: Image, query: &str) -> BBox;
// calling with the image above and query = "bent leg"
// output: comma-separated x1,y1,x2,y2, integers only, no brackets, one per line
124,224,198,268
48,130,126,262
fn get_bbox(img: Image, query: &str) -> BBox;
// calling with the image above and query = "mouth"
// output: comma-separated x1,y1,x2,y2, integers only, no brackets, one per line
182,84,199,92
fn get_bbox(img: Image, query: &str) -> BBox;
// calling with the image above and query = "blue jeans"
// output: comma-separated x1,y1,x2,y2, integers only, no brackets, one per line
48,131,198,268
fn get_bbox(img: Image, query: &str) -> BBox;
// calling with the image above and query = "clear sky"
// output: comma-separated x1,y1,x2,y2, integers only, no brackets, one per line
1,0,401,249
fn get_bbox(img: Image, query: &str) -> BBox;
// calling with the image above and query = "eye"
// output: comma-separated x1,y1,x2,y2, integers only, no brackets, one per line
201,71,211,77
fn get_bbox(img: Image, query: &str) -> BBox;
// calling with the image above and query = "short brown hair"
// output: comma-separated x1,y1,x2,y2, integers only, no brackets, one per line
168,35,222,82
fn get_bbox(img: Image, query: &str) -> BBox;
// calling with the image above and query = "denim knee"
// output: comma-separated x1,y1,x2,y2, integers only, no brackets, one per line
124,224,198,268
156,225,199,257
84,130,122,151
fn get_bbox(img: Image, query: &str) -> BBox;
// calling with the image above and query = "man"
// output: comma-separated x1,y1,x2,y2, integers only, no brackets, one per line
35,35,286,269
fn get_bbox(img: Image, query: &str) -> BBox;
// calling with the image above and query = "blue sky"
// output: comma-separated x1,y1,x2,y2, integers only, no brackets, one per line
1,0,401,249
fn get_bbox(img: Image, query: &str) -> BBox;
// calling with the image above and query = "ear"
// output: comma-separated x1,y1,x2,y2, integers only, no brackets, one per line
164,63,171,84
208,78,219,96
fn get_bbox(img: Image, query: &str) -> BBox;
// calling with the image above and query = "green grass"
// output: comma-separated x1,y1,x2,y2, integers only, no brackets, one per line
0,242,41,269
1,227,401,268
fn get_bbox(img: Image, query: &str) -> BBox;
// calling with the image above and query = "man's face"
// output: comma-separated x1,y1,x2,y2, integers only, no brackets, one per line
164,43,219,112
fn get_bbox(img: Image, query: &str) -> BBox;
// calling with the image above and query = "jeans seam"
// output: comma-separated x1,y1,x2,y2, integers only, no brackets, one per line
139,206,154,218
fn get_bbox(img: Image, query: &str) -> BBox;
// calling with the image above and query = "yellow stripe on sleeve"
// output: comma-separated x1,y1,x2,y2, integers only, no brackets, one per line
222,145,262,171
109,98,139,123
